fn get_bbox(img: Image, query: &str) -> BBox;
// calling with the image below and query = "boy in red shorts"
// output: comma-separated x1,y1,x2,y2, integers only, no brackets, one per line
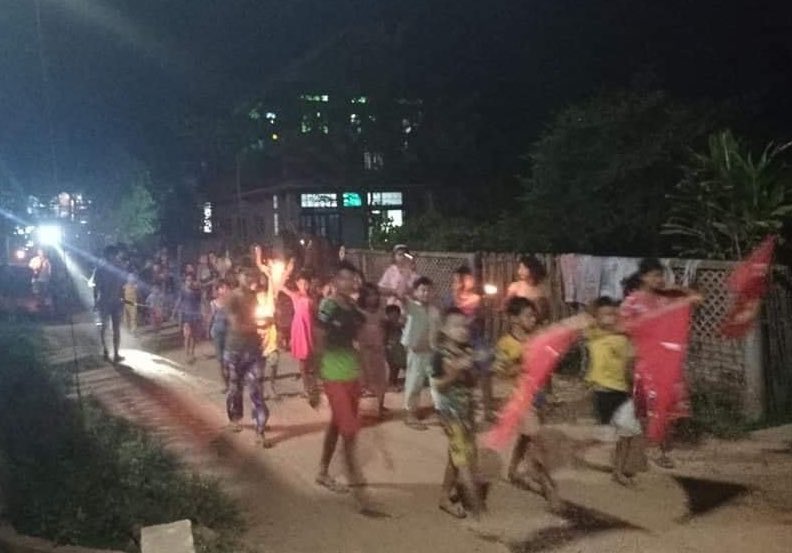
314,261,372,513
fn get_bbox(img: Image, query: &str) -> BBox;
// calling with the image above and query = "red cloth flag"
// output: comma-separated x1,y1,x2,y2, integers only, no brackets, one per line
629,302,693,444
721,235,776,338
485,322,578,450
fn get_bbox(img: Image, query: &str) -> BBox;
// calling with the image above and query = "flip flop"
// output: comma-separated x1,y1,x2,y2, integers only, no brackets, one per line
316,475,349,494
439,501,467,519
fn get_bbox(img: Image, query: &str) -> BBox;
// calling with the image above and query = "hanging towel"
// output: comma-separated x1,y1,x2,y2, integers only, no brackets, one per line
558,254,579,303
574,256,604,305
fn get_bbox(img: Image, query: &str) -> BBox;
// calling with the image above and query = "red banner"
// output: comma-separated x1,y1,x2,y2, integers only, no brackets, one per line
630,302,693,444
485,323,578,450
721,235,776,338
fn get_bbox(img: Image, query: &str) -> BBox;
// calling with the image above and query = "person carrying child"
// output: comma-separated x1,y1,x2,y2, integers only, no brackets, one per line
402,276,441,430
492,296,561,511
431,307,487,519
584,296,644,486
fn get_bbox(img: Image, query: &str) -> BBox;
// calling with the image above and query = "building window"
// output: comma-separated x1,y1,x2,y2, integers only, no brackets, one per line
342,192,363,207
202,202,213,234
300,94,329,103
300,193,338,208
273,194,278,210
351,96,367,104
371,209,403,227
266,112,277,124
273,212,279,236
368,192,403,206
363,151,384,171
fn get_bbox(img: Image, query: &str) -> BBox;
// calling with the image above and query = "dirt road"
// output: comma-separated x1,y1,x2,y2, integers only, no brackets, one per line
46,323,792,553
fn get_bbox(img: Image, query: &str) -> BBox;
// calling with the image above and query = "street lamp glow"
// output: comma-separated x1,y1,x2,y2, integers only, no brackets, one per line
37,224,63,246
14,249,26,261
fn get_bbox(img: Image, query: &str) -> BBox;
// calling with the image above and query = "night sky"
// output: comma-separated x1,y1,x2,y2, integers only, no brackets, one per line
2,0,791,193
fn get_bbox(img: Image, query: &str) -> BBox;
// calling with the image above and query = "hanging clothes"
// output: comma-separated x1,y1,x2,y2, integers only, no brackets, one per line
558,254,578,303
680,259,701,287
574,256,604,305
599,257,640,300
660,259,677,287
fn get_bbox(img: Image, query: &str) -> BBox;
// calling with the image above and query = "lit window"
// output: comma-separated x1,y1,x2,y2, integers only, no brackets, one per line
368,192,402,206
301,116,312,134
273,195,278,210
300,94,329,102
266,112,277,123
351,96,368,104
342,192,362,207
300,193,338,208
202,202,213,234
274,212,279,236
387,209,404,227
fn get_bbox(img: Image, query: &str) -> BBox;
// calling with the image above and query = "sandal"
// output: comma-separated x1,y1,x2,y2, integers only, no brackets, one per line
316,474,349,494
257,435,275,449
439,499,467,519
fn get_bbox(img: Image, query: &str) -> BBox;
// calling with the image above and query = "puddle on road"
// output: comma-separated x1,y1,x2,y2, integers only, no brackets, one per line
673,476,749,518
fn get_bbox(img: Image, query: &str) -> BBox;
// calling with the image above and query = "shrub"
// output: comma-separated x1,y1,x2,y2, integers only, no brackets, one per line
0,324,247,552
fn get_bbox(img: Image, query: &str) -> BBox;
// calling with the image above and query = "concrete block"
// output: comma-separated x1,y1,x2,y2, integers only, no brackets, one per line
140,520,195,553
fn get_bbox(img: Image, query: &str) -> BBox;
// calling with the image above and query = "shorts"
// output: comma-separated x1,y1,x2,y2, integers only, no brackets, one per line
324,379,361,438
442,418,477,468
594,390,631,425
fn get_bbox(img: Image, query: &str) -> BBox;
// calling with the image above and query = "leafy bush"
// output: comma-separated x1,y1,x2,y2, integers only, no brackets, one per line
0,324,247,552
663,130,792,260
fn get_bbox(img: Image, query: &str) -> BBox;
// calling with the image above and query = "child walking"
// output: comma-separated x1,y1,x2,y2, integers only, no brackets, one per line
209,280,231,392
384,305,406,391
492,296,561,511
585,296,643,486
314,261,372,512
123,274,139,333
431,307,486,519
281,269,317,402
357,283,389,418
620,257,703,468
174,273,203,363
402,277,441,430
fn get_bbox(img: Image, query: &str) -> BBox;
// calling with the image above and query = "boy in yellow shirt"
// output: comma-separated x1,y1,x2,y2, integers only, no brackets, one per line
492,296,560,511
585,296,643,486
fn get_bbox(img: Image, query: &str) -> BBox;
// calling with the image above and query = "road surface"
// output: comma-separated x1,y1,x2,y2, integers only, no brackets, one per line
43,320,792,553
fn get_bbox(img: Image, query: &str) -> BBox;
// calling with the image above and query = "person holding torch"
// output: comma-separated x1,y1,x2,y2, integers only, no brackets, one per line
225,265,272,448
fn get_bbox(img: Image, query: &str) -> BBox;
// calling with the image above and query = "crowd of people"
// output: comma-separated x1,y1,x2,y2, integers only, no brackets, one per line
91,241,702,517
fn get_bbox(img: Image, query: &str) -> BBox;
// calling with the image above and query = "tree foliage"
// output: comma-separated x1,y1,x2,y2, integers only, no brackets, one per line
92,164,160,246
520,89,717,255
663,130,792,259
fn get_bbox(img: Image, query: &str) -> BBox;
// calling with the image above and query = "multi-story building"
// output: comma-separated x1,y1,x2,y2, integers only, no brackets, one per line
202,91,433,248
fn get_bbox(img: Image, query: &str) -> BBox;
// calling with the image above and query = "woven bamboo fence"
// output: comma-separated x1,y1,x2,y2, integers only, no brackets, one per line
348,248,792,418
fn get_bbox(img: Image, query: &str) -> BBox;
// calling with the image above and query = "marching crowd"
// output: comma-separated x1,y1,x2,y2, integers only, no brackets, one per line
91,241,704,517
